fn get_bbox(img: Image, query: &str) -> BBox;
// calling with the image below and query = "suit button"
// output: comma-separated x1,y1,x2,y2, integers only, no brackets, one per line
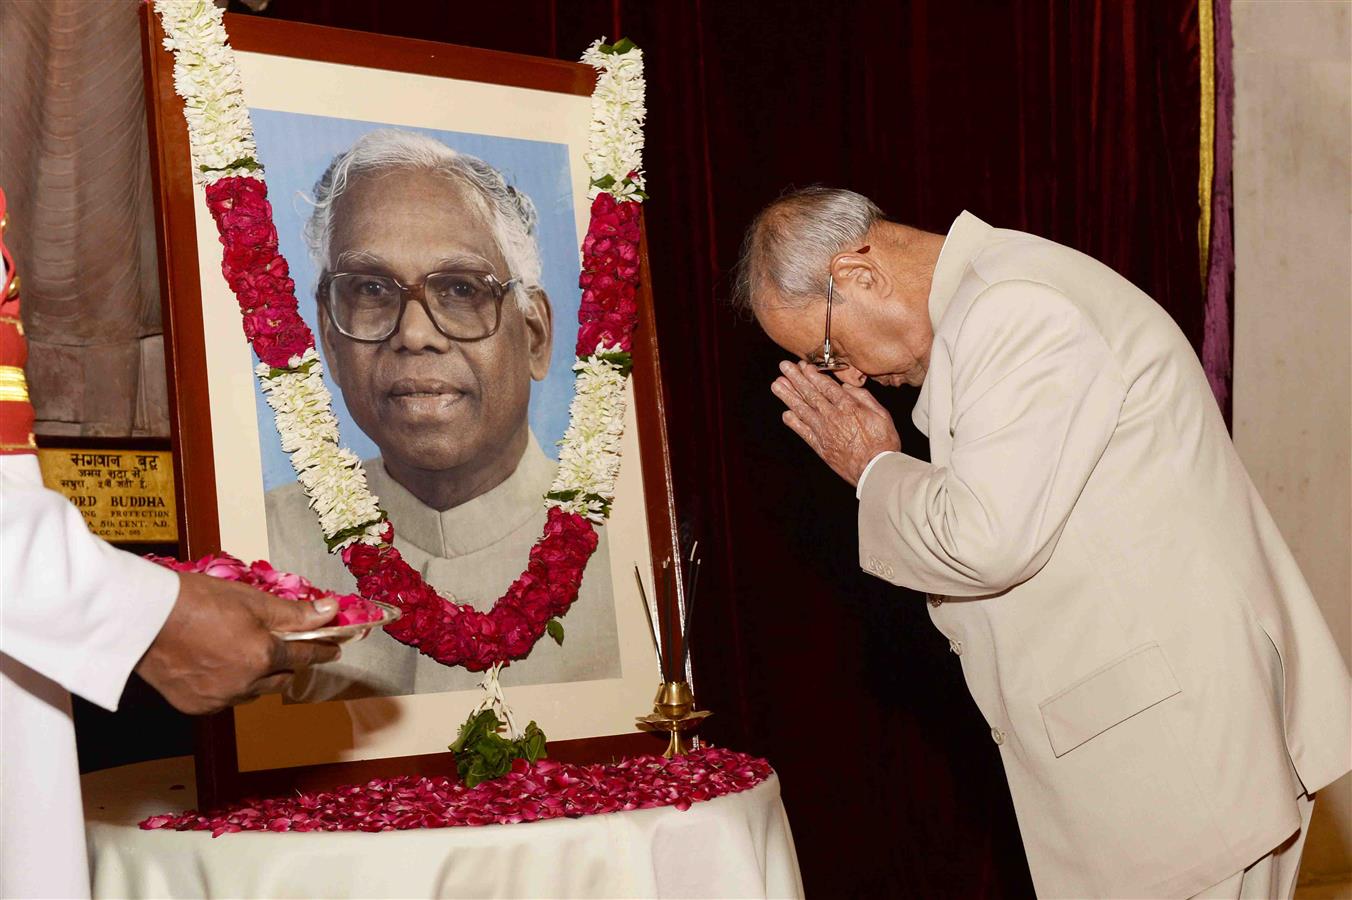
948,639,962,656
928,594,944,608
991,727,1005,745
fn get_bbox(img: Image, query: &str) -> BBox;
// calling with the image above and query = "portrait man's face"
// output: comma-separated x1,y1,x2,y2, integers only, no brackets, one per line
320,167,553,485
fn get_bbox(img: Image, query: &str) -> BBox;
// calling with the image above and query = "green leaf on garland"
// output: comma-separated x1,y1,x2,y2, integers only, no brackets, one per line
594,350,634,376
590,174,617,190
265,357,317,380
544,490,613,518
323,515,387,551
602,37,637,55
449,709,549,788
546,619,565,645
449,708,497,753
609,176,649,203
520,721,548,763
200,156,263,174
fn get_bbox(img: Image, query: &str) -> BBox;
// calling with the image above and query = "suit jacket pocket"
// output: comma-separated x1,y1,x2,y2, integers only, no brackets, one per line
1039,642,1182,758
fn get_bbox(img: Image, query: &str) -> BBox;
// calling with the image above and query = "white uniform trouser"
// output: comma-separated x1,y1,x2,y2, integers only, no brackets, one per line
0,656,91,899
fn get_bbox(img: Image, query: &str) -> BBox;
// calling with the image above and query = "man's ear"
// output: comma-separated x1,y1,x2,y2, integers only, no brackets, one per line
829,247,890,298
522,288,553,382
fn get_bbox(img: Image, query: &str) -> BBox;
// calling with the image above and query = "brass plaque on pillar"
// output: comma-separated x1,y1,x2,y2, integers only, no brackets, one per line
37,448,178,544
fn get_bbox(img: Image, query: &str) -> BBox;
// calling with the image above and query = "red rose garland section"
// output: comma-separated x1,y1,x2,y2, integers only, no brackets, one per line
142,748,772,836
204,177,314,368
200,176,642,671
576,190,643,355
344,512,598,672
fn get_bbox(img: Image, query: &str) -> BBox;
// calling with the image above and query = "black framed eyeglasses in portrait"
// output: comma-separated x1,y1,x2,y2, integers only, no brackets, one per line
318,269,520,343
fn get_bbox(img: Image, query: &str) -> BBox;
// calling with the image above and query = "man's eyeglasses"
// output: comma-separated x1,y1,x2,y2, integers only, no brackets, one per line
806,245,868,372
319,270,519,343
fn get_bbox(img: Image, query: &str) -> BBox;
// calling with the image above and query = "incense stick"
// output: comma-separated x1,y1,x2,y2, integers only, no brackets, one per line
680,556,702,673
678,541,700,683
674,558,688,680
634,565,664,674
662,558,675,681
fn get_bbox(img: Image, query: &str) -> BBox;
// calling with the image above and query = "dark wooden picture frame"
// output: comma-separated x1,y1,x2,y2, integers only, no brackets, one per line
140,8,684,807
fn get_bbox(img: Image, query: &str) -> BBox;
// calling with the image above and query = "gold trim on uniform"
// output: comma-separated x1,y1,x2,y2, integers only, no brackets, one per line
0,365,30,403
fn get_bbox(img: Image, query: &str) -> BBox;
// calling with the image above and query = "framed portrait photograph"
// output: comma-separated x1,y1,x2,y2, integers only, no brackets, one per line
141,11,683,805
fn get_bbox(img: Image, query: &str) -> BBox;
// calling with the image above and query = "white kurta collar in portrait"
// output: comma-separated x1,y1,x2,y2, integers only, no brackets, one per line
364,432,554,559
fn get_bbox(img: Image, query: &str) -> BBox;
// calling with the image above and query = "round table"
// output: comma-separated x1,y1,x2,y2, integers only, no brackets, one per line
82,756,804,899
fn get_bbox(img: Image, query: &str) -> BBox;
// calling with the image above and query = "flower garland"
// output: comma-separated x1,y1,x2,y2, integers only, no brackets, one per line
155,1,647,672
141,747,772,836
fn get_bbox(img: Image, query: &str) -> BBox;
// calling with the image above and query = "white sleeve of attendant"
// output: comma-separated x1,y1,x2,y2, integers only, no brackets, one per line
0,454,179,711
856,451,899,499
857,281,1127,595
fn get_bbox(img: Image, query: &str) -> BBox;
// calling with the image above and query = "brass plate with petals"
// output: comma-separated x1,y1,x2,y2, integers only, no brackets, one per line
274,600,402,644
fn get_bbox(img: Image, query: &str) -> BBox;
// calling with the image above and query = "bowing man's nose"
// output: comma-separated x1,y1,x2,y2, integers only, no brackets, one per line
835,365,867,387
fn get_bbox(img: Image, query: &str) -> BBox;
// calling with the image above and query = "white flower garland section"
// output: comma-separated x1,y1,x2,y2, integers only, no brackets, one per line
547,351,630,521
156,0,258,184
581,40,647,201
256,350,386,548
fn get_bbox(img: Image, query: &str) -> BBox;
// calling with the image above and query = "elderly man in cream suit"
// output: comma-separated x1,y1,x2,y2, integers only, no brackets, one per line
740,187,1351,899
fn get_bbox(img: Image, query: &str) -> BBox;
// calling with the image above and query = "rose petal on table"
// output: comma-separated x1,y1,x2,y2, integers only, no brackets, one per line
138,748,774,834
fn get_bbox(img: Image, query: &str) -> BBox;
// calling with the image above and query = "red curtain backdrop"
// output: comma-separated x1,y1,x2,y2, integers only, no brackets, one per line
96,2,1203,894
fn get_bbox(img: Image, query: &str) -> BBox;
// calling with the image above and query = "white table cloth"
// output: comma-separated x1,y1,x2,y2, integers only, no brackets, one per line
82,756,804,899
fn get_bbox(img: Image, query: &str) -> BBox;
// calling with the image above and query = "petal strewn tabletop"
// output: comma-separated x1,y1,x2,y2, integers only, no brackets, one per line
82,756,804,899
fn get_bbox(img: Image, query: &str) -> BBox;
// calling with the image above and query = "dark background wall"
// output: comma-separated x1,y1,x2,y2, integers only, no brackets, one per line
65,1,1205,896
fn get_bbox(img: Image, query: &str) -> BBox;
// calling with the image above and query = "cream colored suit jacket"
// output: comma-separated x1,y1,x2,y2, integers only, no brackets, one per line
858,213,1351,898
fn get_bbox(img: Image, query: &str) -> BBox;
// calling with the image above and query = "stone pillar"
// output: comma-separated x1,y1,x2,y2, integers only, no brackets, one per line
0,0,168,437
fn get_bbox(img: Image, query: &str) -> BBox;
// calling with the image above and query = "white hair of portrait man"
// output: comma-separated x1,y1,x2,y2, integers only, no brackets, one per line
733,185,884,313
302,128,543,310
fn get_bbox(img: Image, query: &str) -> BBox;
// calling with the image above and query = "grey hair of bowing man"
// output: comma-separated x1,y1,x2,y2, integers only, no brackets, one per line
302,128,543,310
733,185,948,487
732,185,885,313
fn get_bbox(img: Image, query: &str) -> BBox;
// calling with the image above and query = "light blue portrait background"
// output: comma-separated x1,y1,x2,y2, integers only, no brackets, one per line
249,109,581,491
